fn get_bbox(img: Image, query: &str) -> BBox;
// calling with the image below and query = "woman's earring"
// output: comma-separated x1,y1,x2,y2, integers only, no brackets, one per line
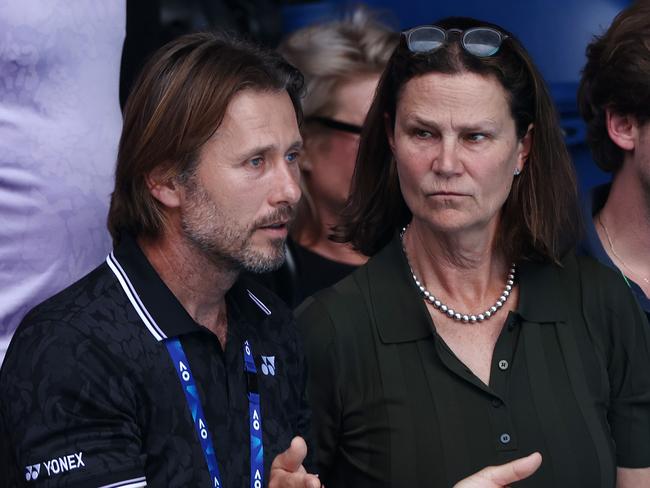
514,168,521,176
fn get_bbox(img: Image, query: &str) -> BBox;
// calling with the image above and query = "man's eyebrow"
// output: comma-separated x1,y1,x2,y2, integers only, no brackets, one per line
287,140,303,151
239,139,304,159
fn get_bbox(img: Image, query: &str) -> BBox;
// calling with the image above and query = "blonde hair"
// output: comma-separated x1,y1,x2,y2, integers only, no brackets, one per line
278,7,398,244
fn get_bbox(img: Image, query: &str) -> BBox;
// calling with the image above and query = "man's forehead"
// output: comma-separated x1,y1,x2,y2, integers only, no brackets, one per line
204,89,301,155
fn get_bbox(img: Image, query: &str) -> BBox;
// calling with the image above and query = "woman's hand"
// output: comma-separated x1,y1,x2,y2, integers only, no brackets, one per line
453,452,542,488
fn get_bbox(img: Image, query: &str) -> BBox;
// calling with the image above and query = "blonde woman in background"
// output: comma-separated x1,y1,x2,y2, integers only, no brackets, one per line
255,8,399,307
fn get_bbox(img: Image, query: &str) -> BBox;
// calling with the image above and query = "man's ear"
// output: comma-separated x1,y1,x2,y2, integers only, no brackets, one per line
146,166,183,209
606,109,637,151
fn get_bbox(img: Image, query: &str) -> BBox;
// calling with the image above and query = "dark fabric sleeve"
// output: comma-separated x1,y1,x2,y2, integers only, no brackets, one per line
580,259,650,468
604,277,650,468
295,296,343,484
0,317,147,487
289,313,316,473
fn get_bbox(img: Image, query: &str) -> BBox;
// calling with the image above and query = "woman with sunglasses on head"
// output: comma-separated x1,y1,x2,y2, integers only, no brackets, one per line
254,9,398,308
296,16,650,488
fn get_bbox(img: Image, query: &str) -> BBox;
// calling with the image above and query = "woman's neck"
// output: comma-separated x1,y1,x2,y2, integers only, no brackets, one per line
402,219,510,311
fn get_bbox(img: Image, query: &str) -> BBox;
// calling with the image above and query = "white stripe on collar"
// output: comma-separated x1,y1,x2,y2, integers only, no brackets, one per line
106,252,167,342
98,476,147,488
247,289,272,316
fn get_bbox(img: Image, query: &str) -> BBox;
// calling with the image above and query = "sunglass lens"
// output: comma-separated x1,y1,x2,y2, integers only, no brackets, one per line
463,28,502,57
408,27,445,53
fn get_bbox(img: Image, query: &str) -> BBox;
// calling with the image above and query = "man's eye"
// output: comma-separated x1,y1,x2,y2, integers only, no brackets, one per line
286,151,300,163
249,157,263,167
415,129,432,139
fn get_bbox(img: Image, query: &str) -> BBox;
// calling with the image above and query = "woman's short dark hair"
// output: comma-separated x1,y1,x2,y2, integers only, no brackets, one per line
335,16,580,263
108,32,304,243
578,0,650,173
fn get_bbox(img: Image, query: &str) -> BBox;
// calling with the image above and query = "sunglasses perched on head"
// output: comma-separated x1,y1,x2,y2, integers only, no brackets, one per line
403,26,509,57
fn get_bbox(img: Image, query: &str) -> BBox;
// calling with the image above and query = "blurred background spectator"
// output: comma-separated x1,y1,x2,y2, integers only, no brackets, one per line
252,8,398,306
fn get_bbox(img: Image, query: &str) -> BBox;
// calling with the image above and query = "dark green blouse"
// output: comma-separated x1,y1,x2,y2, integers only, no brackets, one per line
296,236,650,487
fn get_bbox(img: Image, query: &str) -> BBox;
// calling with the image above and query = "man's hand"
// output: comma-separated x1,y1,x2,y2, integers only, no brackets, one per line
453,452,542,488
269,436,321,488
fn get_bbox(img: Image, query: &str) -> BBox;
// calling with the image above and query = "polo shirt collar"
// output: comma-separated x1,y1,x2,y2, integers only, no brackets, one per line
106,233,274,341
367,234,568,344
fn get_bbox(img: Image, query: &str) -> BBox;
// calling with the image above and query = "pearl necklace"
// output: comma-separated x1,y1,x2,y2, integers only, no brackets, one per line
400,226,516,323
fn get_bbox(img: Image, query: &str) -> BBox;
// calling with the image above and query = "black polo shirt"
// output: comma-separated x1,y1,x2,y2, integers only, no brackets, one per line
0,234,310,487
297,235,650,488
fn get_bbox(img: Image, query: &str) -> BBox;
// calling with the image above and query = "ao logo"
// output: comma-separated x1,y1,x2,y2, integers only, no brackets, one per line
179,361,190,382
261,356,275,376
198,418,208,439
252,408,261,431
254,468,262,488
25,464,40,481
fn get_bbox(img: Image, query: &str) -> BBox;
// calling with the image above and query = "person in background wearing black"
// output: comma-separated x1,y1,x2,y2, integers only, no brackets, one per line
256,8,398,307
578,0,650,321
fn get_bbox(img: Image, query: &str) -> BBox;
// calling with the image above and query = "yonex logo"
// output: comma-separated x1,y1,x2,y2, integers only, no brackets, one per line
25,452,85,481
261,355,275,376
25,464,40,481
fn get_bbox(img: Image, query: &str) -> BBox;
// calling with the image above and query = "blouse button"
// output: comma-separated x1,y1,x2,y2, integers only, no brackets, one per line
498,359,509,371
499,433,511,444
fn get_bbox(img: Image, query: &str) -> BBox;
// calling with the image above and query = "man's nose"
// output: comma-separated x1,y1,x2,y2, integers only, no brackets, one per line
272,160,301,206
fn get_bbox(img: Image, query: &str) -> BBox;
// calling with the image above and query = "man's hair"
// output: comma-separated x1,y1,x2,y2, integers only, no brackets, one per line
108,32,304,243
277,8,398,244
335,16,580,263
578,0,650,173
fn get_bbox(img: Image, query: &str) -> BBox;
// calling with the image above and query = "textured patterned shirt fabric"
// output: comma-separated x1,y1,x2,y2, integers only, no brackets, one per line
0,1,124,364
0,234,310,487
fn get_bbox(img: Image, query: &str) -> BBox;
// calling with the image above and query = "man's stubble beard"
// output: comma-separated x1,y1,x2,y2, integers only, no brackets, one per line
180,178,294,274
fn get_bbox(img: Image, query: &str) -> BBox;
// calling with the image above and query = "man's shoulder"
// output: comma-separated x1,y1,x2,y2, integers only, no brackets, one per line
22,262,114,324
3,261,143,370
